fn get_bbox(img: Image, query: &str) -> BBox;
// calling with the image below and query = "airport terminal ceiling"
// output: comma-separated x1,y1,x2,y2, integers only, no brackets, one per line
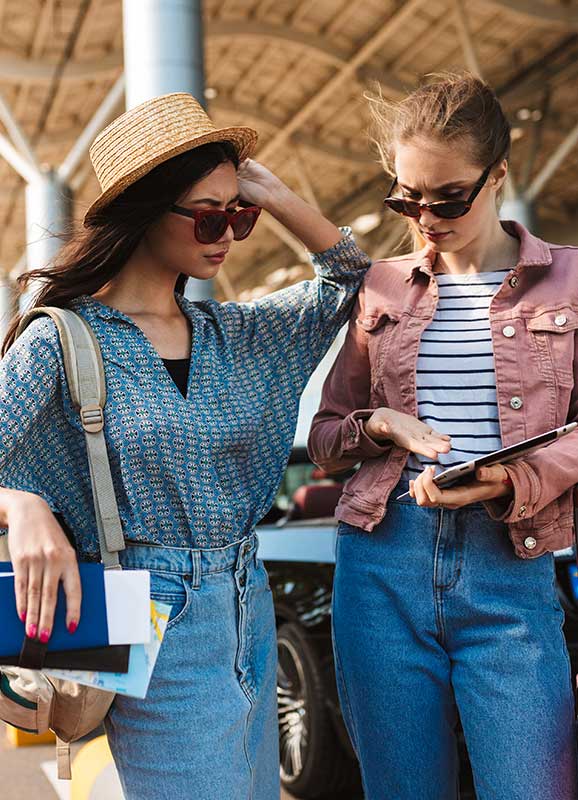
0,0,577,301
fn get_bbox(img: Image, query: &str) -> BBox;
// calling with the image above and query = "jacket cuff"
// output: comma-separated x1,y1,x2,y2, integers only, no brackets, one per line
342,410,392,458
483,461,539,524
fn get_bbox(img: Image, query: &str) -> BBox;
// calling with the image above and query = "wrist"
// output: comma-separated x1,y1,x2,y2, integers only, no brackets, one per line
5,490,47,526
259,178,291,215
363,416,390,444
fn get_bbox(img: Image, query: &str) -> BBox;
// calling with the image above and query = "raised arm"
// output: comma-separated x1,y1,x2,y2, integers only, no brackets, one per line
237,159,342,253
215,161,372,384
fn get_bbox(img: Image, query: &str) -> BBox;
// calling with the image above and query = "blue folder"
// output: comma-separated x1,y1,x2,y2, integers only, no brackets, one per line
0,562,109,656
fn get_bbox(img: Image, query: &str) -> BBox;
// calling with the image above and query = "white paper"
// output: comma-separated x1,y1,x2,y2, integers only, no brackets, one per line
104,569,151,645
45,600,170,699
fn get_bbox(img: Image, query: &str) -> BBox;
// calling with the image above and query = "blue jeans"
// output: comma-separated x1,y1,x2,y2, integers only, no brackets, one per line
104,535,279,800
332,488,578,800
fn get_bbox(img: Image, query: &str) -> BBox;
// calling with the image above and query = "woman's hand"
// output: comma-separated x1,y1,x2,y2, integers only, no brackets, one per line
237,159,284,210
237,158,341,252
410,464,512,509
365,408,452,459
6,491,81,642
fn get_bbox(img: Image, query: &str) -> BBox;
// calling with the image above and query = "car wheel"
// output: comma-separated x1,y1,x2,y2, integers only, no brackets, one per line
277,622,362,799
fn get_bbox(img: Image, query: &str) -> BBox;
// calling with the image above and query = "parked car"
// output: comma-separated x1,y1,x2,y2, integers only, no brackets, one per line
257,451,578,800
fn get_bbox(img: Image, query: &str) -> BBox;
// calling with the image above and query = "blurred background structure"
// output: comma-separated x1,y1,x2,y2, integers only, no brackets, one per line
1,2,578,796
0,0,577,320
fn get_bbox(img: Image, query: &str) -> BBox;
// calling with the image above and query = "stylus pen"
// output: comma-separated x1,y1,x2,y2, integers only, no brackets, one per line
395,490,412,501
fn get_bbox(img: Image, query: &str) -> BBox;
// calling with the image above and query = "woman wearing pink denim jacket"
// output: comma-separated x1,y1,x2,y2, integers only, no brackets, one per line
308,74,578,800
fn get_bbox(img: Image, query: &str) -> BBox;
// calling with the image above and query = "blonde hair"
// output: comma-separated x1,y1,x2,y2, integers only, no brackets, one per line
367,73,511,251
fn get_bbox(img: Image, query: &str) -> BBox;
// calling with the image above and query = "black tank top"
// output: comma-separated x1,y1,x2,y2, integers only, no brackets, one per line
162,357,190,398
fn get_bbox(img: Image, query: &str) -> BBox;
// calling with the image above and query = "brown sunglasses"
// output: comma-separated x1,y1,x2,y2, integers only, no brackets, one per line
383,164,493,220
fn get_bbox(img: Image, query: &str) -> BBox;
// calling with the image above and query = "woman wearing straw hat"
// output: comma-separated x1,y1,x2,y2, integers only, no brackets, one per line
0,93,370,799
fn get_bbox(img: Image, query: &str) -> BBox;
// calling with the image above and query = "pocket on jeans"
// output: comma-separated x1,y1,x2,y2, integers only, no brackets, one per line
336,521,361,537
149,570,190,628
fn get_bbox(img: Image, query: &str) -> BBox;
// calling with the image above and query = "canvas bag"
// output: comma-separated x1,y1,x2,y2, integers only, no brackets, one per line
0,307,126,779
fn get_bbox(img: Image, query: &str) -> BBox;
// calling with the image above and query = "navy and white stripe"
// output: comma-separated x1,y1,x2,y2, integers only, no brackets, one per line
403,269,510,481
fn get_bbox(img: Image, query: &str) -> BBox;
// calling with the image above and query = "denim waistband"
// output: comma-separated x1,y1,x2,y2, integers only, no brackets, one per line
119,534,257,582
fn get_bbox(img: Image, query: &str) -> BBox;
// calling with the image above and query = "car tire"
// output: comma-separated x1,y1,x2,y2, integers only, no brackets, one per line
277,622,362,800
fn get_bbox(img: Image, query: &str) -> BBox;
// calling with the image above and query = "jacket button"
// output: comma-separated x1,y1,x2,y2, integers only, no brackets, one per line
348,431,357,442
524,536,536,550
518,505,527,517
555,314,567,327
510,396,523,410
509,276,519,288
238,573,246,587
502,325,515,337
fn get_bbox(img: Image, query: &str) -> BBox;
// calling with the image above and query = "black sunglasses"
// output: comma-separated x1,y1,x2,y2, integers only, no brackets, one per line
171,204,261,244
383,164,493,220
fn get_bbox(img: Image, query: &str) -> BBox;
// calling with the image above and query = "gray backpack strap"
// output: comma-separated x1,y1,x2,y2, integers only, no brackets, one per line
16,307,125,569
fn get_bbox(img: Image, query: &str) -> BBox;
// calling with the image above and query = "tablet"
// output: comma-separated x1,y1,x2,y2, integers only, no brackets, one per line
396,422,577,499
435,421,577,488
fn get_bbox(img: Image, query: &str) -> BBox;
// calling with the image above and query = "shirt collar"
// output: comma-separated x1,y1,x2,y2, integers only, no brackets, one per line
407,219,552,283
75,293,197,325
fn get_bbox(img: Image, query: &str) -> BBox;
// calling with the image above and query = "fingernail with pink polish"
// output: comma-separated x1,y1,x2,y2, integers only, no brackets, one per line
20,611,27,623
39,629,51,644
27,624,37,639
68,621,78,634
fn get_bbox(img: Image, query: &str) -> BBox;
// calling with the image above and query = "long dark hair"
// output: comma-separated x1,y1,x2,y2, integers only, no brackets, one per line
2,140,240,355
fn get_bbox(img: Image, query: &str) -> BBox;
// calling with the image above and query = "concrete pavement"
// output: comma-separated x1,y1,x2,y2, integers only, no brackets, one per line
0,724,295,799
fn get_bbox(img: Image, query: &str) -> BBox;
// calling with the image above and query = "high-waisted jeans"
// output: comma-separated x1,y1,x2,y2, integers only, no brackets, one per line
332,486,578,800
104,534,279,800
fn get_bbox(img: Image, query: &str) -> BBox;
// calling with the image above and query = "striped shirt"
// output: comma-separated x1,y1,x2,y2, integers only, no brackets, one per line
403,269,510,481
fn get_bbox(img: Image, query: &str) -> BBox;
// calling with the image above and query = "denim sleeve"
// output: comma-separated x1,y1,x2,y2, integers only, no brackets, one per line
0,317,63,511
218,228,371,378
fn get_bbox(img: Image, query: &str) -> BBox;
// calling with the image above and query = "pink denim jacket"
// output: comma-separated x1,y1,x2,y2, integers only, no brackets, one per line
308,221,578,559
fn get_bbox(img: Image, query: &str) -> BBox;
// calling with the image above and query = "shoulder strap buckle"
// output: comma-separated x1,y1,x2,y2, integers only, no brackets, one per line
80,404,104,433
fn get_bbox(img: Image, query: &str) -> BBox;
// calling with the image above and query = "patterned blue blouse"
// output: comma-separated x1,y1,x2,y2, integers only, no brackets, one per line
0,230,370,557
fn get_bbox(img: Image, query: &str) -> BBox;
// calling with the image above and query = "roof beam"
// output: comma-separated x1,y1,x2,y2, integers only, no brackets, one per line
211,98,372,164
525,119,578,201
497,34,578,101
0,20,406,97
290,144,320,210
0,89,40,171
210,21,406,97
58,74,125,182
0,52,122,85
0,133,38,183
483,0,578,28
261,213,309,262
453,0,482,76
256,0,425,164
210,20,352,69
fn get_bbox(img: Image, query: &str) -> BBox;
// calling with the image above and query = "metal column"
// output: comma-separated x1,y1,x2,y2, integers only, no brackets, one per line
122,0,211,301
0,278,15,344
499,198,537,233
22,171,72,310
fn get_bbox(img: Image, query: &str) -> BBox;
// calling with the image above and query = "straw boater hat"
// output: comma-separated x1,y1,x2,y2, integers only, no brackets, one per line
84,92,259,225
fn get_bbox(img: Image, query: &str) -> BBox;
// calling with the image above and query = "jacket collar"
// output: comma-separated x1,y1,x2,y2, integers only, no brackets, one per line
407,219,552,283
